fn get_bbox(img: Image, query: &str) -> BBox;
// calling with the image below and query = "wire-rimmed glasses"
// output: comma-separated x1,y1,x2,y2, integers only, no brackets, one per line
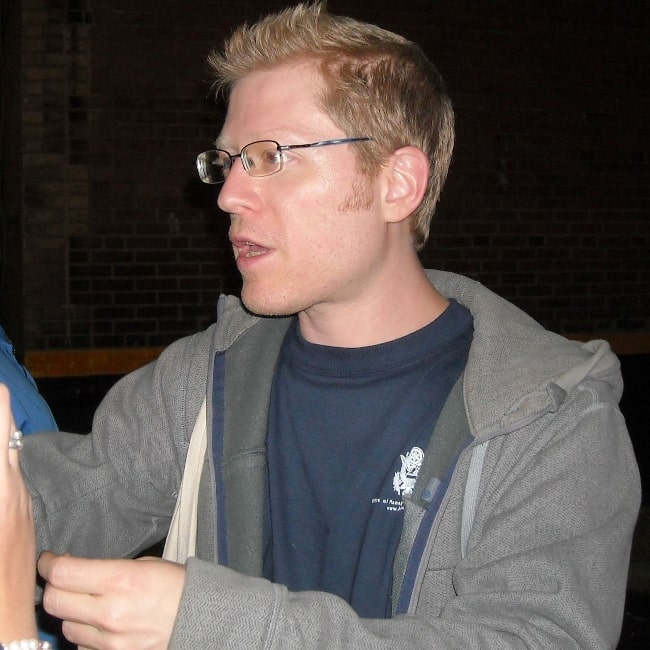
196,137,372,184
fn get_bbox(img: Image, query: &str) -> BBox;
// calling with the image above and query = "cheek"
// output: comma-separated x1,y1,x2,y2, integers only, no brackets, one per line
268,161,378,264
293,209,380,282
270,171,338,241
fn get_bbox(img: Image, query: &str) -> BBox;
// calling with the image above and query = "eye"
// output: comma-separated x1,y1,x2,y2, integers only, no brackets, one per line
212,152,232,179
239,141,285,177
260,148,284,166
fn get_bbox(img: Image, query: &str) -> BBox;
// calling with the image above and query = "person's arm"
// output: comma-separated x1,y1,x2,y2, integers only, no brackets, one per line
20,327,212,560
0,384,39,644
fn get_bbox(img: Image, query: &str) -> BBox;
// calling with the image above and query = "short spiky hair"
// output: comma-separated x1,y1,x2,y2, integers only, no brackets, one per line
208,2,454,249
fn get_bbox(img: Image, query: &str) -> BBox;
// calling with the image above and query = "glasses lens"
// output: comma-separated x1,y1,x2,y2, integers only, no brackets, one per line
196,150,230,184
242,141,284,177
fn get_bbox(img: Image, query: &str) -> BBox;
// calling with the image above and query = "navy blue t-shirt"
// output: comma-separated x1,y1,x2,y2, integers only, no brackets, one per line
264,300,473,618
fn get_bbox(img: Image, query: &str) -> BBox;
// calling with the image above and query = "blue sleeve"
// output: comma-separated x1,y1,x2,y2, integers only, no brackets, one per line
0,326,58,434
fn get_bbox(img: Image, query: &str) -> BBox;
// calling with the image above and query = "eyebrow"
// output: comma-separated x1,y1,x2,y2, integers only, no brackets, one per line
214,129,310,152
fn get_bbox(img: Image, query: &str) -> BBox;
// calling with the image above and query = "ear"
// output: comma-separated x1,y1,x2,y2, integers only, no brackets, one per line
382,146,429,224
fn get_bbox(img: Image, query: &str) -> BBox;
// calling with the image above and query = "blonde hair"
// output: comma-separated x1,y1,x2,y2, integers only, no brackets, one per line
208,2,454,249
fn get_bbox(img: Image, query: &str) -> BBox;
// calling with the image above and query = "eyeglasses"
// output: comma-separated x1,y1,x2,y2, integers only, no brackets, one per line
196,137,372,184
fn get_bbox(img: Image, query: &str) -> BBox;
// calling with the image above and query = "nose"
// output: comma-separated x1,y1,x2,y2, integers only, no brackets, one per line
216,159,259,215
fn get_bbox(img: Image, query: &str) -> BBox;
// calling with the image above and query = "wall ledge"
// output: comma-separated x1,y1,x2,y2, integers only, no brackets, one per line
24,331,650,378
568,331,650,356
26,347,164,378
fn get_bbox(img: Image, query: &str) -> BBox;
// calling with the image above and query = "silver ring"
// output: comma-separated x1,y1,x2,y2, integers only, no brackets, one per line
9,430,23,451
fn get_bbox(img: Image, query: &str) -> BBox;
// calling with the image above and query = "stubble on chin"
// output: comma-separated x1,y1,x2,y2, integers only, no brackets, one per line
240,280,298,318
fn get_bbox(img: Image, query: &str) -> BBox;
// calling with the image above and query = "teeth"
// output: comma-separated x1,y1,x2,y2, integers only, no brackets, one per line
242,241,267,257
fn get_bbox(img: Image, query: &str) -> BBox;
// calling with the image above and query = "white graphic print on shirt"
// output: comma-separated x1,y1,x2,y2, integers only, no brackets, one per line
371,446,424,513
393,446,424,496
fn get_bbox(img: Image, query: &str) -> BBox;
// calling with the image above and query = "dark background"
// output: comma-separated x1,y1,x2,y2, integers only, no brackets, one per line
1,0,648,351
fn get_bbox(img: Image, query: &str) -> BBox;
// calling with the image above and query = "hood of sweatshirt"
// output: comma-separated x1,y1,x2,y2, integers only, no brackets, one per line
427,270,623,441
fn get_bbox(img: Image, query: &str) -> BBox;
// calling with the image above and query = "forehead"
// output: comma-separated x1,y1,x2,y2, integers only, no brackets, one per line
219,62,338,145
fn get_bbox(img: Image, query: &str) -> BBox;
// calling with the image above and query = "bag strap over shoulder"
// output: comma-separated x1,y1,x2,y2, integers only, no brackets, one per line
163,398,207,563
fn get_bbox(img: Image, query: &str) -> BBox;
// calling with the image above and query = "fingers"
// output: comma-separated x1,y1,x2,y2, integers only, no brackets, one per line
0,384,20,472
0,382,31,517
61,618,104,650
40,553,185,650
39,552,110,595
0,385,38,639
39,554,109,636
61,620,103,650
0,383,15,443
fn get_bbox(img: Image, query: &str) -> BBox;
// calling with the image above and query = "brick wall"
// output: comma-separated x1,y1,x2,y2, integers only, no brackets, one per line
2,0,648,351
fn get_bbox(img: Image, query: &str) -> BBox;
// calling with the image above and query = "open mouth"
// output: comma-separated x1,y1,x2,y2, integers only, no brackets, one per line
233,240,270,259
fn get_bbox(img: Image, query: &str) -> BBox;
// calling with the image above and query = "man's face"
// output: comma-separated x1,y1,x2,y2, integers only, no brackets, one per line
217,62,386,319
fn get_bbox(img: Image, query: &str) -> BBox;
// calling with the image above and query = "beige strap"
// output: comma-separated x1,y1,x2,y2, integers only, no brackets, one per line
163,398,207,563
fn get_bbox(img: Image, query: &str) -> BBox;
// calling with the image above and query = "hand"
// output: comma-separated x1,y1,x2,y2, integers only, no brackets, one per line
0,383,38,641
38,552,186,650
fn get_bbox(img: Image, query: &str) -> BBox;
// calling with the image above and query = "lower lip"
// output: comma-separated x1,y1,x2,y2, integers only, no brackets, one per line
236,249,272,273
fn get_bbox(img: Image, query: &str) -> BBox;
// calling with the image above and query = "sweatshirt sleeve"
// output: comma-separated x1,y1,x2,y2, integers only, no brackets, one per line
21,328,212,559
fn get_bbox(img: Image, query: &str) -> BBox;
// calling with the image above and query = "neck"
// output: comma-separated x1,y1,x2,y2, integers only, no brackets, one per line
298,262,448,348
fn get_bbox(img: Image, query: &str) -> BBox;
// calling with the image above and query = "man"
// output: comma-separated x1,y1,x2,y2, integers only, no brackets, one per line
20,3,639,648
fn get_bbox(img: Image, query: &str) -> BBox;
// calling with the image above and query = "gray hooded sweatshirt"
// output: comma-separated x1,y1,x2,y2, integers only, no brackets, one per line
22,270,640,648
